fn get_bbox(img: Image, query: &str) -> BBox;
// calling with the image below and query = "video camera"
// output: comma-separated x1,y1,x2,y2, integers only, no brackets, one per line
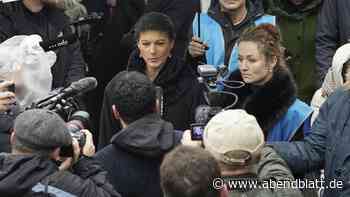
191,65,244,140
27,77,97,155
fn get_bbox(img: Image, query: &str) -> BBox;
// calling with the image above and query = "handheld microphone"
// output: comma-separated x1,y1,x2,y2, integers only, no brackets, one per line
36,77,97,108
39,34,77,52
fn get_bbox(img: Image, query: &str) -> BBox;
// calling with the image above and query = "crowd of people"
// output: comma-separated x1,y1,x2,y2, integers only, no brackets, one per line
0,0,350,197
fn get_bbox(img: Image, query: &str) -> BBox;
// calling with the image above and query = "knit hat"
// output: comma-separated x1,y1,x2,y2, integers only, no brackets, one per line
203,109,264,166
14,109,72,151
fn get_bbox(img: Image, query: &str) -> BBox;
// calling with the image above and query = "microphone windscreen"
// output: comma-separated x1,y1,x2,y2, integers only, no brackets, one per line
70,77,98,93
39,34,77,52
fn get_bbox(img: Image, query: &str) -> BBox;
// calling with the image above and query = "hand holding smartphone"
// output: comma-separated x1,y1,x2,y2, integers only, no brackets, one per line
190,123,205,141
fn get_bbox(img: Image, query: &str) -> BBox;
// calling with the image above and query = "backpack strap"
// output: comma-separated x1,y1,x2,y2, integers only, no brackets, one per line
29,171,77,197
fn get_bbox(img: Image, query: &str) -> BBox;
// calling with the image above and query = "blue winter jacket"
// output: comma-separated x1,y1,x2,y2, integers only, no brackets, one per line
272,89,350,197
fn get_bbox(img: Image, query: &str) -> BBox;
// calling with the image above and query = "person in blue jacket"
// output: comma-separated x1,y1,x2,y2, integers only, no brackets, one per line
226,24,312,142
187,0,275,75
272,87,350,197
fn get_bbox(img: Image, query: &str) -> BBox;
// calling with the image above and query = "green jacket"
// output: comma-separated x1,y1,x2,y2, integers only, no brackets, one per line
225,146,302,197
264,0,322,102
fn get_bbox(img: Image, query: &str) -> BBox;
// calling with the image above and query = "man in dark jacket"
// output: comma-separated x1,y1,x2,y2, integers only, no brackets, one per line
95,71,182,197
0,0,86,89
264,0,322,102
0,109,120,197
315,0,350,85
272,88,350,197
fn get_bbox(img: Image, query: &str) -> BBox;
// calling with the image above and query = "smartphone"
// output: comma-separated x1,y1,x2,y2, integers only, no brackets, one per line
190,123,205,141
193,39,209,50
155,86,163,117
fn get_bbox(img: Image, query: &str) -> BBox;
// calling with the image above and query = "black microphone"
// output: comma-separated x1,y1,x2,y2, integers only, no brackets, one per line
36,77,97,108
39,34,77,52
70,13,103,26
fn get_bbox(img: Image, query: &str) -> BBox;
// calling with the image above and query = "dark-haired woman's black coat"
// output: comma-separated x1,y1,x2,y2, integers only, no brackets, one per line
98,51,205,148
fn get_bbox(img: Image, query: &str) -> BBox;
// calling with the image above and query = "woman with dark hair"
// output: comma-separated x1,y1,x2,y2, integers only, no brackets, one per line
226,24,312,142
98,12,205,148
145,0,198,58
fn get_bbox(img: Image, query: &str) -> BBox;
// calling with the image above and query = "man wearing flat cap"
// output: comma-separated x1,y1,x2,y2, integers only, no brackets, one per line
0,109,120,197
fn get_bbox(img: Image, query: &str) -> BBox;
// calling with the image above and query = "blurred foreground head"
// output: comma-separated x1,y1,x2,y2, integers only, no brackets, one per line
161,145,222,197
0,35,56,107
203,109,264,170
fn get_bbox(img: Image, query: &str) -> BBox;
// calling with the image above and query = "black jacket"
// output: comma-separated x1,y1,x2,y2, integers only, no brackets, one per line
226,67,307,140
98,51,205,148
315,0,350,84
95,113,182,197
87,0,145,133
0,1,86,89
0,153,120,197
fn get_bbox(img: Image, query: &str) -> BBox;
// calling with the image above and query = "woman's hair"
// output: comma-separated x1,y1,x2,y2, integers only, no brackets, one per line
134,12,176,41
238,24,287,69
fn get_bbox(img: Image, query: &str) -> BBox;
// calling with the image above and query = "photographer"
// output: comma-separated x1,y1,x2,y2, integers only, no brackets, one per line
0,80,15,113
0,109,120,197
0,80,19,153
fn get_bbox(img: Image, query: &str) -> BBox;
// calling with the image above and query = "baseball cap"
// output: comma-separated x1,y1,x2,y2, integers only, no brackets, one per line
203,109,264,166
14,109,72,151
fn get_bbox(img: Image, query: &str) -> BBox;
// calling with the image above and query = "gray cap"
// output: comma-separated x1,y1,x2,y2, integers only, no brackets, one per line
14,109,72,151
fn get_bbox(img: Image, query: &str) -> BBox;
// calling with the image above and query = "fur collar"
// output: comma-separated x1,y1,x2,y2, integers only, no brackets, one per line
240,67,297,136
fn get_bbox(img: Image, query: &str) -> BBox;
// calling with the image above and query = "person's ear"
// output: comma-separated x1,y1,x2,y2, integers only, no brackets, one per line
170,40,175,50
137,41,142,52
10,130,15,146
50,147,60,161
112,105,120,121
269,55,278,71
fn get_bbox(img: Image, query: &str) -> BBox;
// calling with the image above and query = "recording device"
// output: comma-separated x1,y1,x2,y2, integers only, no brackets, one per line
190,123,205,141
193,39,209,50
193,64,242,129
155,86,164,117
28,77,97,131
28,78,96,157
70,13,103,26
66,111,89,147
34,77,97,109
60,111,90,157
39,34,77,52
